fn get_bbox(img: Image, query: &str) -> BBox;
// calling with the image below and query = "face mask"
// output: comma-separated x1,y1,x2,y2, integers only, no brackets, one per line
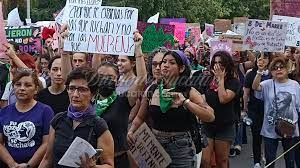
98,76,117,97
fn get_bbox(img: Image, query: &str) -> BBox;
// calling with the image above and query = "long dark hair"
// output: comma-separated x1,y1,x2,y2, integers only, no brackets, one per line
162,50,191,92
210,51,235,80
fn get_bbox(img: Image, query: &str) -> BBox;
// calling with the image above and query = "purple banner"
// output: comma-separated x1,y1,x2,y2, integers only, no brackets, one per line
160,18,186,24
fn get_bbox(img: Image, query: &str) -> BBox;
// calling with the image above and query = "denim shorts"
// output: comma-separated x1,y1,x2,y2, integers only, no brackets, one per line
203,124,236,143
152,129,197,168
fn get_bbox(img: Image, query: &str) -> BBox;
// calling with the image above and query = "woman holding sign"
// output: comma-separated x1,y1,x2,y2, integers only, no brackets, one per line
128,50,215,168
39,67,114,168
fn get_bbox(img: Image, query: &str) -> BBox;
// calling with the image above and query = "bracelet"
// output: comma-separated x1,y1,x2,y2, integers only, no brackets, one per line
256,70,263,75
183,99,190,109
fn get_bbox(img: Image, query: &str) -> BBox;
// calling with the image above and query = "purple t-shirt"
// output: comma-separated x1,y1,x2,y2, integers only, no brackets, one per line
0,102,54,163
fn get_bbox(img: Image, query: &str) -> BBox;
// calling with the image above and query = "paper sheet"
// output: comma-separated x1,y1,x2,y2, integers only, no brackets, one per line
58,137,97,167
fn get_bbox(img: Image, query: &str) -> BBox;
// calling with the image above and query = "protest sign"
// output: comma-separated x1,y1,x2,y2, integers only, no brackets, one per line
170,22,186,44
186,23,201,46
205,23,214,37
147,13,160,24
63,0,138,56
160,18,186,24
5,26,42,55
243,19,287,52
137,22,174,53
271,0,300,18
272,15,300,47
210,40,233,62
219,34,243,51
7,8,23,27
129,123,172,168
55,8,65,25
0,2,8,57
214,19,231,33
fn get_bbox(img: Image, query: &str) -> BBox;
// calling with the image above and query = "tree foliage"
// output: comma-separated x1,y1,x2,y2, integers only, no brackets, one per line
4,0,270,25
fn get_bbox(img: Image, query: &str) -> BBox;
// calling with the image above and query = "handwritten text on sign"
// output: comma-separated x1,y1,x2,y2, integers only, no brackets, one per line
63,1,138,56
243,19,287,52
129,123,171,168
272,15,300,47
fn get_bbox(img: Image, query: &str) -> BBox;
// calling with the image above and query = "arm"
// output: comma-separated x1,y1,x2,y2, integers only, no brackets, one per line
128,99,141,123
0,134,18,168
182,88,215,122
27,135,49,167
217,77,237,104
243,87,250,112
252,73,262,91
59,24,73,81
3,43,27,68
92,54,103,69
127,32,147,106
38,127,55,168
96,130,114,168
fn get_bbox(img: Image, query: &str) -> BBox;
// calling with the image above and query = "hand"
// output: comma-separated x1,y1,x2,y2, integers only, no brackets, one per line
212,64,225,80
75,153,97,168
169,92,186,106
257,57,267,71
127,131,136,148
3,43,17,59
58,24,70,54
12,163,28,168
133,30,143,47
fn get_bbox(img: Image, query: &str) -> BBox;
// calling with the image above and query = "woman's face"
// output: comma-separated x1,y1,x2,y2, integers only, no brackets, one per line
67,79,93,111
211,56,225,71
284,47,293,60
13,76,38,101
97,66,118,82
294,48,300,62
271,62,288,81
40,58,49,72
161,54,184,80
152,52,164,80
117,55,134,74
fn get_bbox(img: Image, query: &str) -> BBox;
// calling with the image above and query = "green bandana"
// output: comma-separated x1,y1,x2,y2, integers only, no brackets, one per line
159,81,175,113
96,91,117,116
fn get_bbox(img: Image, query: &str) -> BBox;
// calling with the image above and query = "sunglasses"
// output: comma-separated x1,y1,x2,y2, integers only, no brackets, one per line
272,64,285,71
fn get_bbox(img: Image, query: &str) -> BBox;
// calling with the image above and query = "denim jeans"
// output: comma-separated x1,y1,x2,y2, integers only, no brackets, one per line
264,137,296,168
153,130,197,168
234,122,243,146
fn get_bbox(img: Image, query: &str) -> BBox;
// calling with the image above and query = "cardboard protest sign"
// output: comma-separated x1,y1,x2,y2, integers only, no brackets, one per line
186,23,201,46
271,0,300,18
170,22,186,45
137,22,174,53
272,15,300,47
243,19,288,52
0,2,8,57
129,123,172,168
219,34,243,51
214,19,231,33
5,26,42,55
63,0,138,56
160,18,186,24
205,23,214,37
210,40,233,62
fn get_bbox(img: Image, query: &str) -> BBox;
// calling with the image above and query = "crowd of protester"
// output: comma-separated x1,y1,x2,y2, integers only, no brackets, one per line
0,21,299,168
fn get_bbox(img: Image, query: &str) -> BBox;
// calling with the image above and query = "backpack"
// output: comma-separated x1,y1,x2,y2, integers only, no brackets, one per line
146,84,204,153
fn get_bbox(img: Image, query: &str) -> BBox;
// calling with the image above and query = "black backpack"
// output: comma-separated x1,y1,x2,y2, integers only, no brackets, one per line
146,84,204,153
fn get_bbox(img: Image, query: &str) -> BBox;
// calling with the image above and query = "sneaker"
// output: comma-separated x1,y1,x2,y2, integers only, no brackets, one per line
234,145,242,155
229,147,236,157
253,163,261,168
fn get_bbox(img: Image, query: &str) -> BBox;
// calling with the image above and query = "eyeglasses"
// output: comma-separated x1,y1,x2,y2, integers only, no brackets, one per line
272,64,285,71
152,61,162,68
67,86,90,94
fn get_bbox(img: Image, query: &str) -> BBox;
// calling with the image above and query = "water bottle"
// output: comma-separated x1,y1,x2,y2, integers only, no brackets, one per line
243,115,253,126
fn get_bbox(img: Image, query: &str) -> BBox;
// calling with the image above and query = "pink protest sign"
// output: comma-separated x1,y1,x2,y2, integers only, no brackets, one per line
271,0,300,18
186,23,201,46
0,2,8,58
170,22,186,44
210,40,233,62
205,23,214,37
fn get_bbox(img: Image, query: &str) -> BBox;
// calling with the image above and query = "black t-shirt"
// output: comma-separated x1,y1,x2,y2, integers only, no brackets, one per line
204,78,240,131
37,88,69,115
51,112,108,168
191,70,213,94
244,69,270,119
99,93,131,153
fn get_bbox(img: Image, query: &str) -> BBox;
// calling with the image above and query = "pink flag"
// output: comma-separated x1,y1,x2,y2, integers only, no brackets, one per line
0,2,8,58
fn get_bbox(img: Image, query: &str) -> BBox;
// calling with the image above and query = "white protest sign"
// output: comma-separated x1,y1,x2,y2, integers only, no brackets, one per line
147,12,159,24
63,0,138,56
243,19,288,52
55,8,65,25
272,15,300,47
7,8,23,26
129,123,172,168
